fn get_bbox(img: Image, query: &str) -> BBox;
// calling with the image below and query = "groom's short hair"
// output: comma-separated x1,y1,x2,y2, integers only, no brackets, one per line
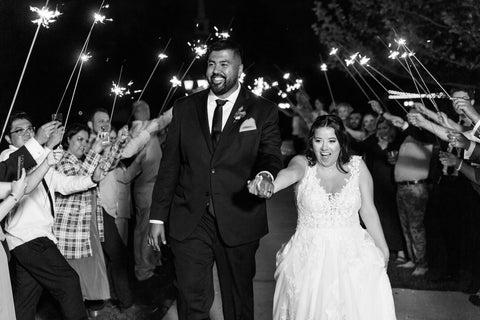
207,39,244,63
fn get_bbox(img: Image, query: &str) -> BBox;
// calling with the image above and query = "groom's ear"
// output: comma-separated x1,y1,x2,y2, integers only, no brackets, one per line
238,63,244,79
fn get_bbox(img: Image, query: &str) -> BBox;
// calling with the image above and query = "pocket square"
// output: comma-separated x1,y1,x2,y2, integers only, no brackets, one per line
239,118,257,132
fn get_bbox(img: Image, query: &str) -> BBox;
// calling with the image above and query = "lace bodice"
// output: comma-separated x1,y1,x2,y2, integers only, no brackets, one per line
294,156,361,229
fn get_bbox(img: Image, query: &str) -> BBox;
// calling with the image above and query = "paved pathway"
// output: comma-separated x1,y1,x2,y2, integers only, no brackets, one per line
164,186,480,319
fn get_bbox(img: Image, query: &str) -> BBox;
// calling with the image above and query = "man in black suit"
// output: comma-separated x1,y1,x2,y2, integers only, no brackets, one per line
148,40,283,319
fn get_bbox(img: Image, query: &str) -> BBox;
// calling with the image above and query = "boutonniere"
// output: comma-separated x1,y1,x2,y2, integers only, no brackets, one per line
233,106,247,122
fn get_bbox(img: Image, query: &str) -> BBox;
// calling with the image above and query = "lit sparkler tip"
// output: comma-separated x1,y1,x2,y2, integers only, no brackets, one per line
80,53,92,62
272,81,279,87
111,82,127,97
134,90,142,93
170,76,182,87
94,13,112,24
30,6,62,28
239,72,246,83
158,53,168,60
103,4,110,9
400,52,408,59
320,63,327,72
127,81,134,86
278,103,290,109
329,47,338,56
359,56,370,66
189,41,208,58
283,73,290,80
395,38,407,46
388,51,400,60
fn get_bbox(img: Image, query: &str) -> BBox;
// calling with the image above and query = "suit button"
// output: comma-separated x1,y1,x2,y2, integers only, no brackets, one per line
211,169,215,174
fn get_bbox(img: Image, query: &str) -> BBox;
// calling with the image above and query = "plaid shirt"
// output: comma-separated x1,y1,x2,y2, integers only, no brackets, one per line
54,149,102,259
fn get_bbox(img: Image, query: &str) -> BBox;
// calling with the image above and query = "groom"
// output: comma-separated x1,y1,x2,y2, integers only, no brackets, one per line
148,39,283,320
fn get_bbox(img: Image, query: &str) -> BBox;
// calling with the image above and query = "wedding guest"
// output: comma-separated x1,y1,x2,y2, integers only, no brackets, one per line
2,114,104,320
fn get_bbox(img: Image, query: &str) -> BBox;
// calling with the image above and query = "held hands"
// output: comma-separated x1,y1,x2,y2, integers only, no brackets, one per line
46,125,64,149
406,112,426,128
148,223,166,251
92,161,108,183
453,98,479,123
247,173,274,199
438,151,461,168
368,100,383,115
36,121,60,145
91,137,107,154
447,131,470,150
46,149,64,167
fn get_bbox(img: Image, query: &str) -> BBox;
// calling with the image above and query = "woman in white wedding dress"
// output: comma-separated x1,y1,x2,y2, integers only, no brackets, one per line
249,115,396,320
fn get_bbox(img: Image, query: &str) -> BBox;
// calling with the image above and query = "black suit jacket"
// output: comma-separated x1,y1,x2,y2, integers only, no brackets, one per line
0,146,36,182
150,87,283,246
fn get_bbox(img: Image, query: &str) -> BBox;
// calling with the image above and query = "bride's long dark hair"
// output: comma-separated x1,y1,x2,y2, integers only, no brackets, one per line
305,114,351,173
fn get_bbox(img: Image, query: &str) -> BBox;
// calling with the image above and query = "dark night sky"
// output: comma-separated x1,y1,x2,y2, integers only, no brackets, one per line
0,0,363,136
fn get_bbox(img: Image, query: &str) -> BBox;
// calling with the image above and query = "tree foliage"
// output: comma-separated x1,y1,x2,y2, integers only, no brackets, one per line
312,0,480,88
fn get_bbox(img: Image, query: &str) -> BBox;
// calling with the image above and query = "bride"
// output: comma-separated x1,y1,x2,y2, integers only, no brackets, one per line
249,115,396,320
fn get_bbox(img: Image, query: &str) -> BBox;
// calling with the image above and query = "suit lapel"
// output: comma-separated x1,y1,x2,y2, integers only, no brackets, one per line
195,91,214,154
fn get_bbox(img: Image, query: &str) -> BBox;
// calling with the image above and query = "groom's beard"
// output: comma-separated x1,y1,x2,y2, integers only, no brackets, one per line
208,73,237,96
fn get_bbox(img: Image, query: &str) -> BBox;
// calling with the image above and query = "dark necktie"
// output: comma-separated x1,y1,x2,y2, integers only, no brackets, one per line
211,99,227,149
41,179,55,217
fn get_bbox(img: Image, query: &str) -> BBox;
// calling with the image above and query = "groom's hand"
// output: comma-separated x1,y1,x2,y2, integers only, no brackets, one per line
256,173,274,198
148,223,166,251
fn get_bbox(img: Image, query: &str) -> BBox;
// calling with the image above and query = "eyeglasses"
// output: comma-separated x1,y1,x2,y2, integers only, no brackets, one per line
10,126,35,136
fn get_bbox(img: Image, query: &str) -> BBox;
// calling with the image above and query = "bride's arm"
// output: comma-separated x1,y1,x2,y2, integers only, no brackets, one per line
272,155,307,193
357,159,389,266
248,155,307,196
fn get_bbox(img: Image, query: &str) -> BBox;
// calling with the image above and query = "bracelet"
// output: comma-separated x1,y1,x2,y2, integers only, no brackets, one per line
9,193,18,202
456,160,464,171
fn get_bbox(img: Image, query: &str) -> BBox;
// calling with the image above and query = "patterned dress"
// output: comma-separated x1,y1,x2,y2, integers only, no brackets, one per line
273,156,396,320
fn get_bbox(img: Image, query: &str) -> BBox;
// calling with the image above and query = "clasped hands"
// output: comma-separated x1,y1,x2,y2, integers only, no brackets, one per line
247,173,274,199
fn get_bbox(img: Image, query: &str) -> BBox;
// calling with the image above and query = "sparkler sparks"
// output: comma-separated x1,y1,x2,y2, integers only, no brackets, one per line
214,26,231,40
239,72,246,83
388,51,400,60
158,53,168,60
94,13,112,24
30,6,61,28
320,63,328,72
395,38,407,46
80,53,92,62
345,52,359,66
169,76,182,87
283,73,290,80
188,41,208,58
251,77,271,96
329,48,338,56
111,82,127,97
359,56,370,66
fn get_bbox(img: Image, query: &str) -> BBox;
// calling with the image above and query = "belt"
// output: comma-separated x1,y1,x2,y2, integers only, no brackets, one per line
397,179,428,186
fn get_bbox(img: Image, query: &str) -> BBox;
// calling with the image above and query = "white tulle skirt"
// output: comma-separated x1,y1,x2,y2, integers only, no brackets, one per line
273,225,396,320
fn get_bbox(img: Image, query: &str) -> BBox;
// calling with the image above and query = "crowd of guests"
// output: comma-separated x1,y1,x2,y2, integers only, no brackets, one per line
0,101,172,319
287,87,480,308
1,85,480,319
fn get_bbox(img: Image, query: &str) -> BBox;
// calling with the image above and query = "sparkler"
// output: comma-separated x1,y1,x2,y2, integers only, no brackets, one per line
160,37,211,114
30,5,61,28
329,48,371,101
250,77,271,96
109,64,124,127
137,38,171,101
55,0,111,120
387,90,449,100
319,63,335,107
1,0,61,142
214,26,231,40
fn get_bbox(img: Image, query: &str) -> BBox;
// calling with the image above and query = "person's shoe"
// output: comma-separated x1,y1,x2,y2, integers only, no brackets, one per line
412,266,428,276
469,294,480,307
397,260,415,268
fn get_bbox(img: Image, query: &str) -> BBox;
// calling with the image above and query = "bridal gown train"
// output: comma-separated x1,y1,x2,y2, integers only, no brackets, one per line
273,156,396,320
